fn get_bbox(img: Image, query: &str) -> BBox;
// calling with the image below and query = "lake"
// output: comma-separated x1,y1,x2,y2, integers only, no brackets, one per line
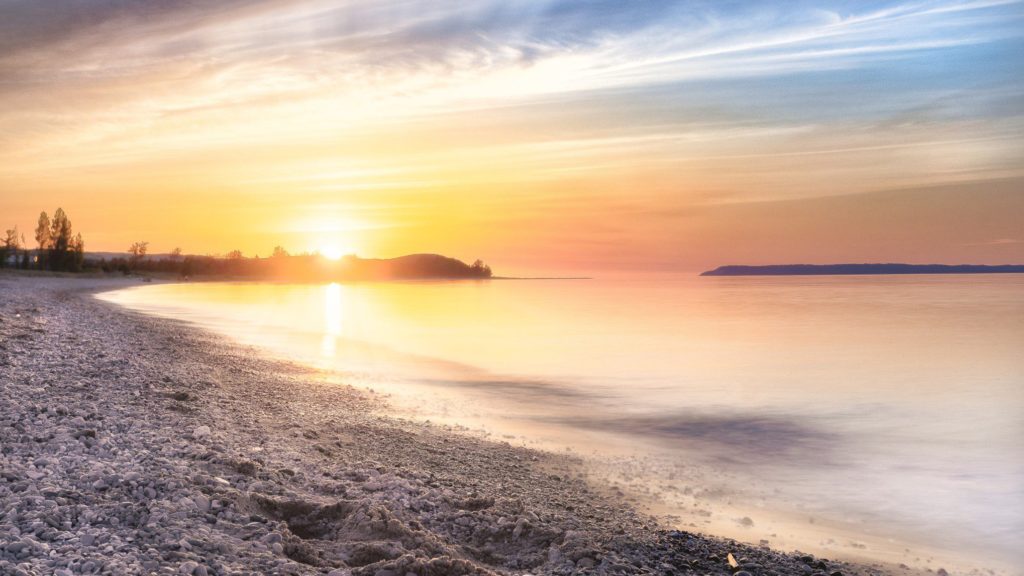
98,274,1024,572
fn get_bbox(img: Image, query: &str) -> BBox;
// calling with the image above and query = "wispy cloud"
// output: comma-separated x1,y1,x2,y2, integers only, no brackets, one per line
964,238,1024,246
0,0,1022,264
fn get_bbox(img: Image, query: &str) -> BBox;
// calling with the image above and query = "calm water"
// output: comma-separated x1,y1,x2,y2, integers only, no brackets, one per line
99,275,1024,571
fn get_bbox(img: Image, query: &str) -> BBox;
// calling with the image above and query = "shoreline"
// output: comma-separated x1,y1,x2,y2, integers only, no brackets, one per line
1,274,934,575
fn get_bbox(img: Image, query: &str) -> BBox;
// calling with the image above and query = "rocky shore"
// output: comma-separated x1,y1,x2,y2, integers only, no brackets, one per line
0,274,907,576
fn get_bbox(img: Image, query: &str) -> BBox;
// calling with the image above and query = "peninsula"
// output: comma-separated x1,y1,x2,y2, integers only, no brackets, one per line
89,252,494,281
701,263,1024,276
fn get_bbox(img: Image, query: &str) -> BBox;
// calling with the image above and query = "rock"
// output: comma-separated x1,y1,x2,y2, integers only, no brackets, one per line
5,541,29,553
512,517,530,538
192,494,211,512
192,425,211,440
576,557,597,569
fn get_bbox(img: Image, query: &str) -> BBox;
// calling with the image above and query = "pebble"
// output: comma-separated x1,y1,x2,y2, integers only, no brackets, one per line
0,277,903,576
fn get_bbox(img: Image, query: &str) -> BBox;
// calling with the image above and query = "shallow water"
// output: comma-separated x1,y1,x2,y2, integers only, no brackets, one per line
99,274,1024,571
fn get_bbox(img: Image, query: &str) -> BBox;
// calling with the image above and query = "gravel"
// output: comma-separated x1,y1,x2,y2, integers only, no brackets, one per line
0,274,915,576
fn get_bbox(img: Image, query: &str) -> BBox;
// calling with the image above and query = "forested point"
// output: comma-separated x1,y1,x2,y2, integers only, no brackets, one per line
1,215,491,280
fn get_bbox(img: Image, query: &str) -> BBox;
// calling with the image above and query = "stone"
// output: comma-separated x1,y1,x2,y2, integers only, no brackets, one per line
576,557,597,569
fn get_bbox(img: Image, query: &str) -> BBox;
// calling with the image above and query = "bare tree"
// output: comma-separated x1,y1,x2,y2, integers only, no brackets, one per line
128,241,149,271
272,246,289,258
226,249,243,260
1,226,20,268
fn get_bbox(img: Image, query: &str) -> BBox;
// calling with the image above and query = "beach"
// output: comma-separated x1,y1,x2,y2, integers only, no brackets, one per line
0,274,923,575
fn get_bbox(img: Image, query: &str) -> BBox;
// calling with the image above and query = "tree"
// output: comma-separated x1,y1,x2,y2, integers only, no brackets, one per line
49,208,73,271
170,247,182,261
1,226,20,268
226,249,243,260
2,227,20,249
470,259,492,278
272,246,289,258
70,233,85,272
128,241,148,271
34,212,51,269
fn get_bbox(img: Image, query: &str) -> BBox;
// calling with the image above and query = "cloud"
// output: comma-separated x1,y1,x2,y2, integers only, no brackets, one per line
4,0,1021,91
964,238,1024,246
1,0,1022,265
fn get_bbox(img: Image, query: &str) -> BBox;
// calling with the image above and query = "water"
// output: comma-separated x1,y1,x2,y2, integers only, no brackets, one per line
98,275,1024,572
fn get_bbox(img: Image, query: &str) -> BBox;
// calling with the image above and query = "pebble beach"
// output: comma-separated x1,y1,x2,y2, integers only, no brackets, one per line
0,274,921,576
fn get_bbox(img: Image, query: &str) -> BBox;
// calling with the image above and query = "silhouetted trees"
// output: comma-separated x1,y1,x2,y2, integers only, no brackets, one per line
0,227,21,268
48,208,74,271
2,216,494,280
70,233,85,272
89,250,494,281
128,241,148,272
471,259,492,277
5,209,85,272
34,212,50,270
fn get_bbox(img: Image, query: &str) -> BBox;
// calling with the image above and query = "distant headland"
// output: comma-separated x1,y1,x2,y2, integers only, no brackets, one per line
0,207,493,281
701,264,1024,276
124,253,495,281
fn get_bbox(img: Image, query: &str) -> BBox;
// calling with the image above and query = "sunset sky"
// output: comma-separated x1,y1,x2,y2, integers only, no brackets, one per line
1,0,1022,273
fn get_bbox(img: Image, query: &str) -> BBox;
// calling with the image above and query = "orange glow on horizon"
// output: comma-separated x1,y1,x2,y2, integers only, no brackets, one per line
0,1,1021,274
317,245,351,261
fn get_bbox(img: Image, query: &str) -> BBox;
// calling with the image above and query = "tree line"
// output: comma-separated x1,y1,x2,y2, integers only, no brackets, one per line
2,212,493,280
105,248,494,280
1,208,84,272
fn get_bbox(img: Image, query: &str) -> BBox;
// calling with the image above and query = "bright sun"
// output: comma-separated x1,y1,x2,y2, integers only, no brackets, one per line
319,244,349,260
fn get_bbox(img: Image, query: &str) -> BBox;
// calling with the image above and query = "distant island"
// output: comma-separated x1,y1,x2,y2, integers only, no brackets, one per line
701,264,1024,276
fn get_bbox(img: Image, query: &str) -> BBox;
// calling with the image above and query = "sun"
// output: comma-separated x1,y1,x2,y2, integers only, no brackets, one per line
318,244,351,260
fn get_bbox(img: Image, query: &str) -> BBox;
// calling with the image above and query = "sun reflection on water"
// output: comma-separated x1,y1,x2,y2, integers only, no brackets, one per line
320,282,343,357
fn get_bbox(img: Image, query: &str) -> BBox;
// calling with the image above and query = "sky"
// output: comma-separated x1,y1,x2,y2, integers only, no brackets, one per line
1,0,1022,274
